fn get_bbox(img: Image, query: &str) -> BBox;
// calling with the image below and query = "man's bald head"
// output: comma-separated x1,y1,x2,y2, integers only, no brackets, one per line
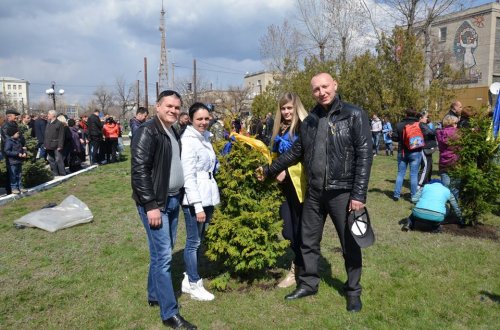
311,73,338,109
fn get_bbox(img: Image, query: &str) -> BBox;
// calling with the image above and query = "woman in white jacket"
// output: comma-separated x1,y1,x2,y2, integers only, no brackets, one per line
180,102,220,301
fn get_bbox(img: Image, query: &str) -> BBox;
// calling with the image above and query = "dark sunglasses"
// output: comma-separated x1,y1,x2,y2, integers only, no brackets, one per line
157,90,182,103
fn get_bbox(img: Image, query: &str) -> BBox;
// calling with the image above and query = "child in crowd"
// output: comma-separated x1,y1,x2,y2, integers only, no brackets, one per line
4,127,27,194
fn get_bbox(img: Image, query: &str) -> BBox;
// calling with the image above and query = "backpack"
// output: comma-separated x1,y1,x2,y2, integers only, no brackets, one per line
403,122,425,150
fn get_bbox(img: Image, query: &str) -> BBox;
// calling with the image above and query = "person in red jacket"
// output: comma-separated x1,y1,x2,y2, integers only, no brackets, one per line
102,117,120,163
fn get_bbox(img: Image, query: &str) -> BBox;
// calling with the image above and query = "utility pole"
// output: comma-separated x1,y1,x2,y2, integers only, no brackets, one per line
158,1,169,91
193,58,197,101
144,57,148,110
156,82,159,101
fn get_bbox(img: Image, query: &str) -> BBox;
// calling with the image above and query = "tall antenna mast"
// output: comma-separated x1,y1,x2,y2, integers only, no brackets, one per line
158,0,169,91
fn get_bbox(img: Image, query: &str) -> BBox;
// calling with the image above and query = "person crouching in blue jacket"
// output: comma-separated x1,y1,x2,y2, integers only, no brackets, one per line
402,179,463,232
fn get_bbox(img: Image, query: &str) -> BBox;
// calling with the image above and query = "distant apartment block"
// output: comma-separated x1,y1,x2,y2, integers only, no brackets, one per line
244,71,276,98
0,76,30,112
428,2,500,107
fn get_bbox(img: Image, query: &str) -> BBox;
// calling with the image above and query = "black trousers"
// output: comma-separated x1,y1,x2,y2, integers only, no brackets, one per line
279,175,303,266
105,138,118,162
418,150,433,186
298,188,362,296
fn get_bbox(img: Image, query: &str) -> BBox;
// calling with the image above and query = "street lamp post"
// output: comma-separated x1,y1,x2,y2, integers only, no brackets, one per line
45,81,64,112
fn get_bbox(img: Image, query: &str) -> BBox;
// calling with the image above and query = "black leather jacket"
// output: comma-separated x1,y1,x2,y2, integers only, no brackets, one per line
131,116,181,212
264,96,373,203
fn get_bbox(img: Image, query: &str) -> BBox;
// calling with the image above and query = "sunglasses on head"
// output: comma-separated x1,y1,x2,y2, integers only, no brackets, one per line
157,90,182,102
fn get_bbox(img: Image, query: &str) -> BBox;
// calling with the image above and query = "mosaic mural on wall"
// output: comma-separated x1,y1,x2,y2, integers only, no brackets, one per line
452,19,483,84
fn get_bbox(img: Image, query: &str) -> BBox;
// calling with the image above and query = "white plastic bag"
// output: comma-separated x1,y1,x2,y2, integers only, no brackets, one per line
13,195,93,232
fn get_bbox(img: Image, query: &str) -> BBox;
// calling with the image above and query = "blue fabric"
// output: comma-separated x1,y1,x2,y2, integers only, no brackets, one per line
415,183,451,214
273,131,297,154
137,194,180,321
182,205,214,283
394,151,422,199
9,163,22,190
221,136,235,155
412,208,445,222
493,94,500,139
440,172,460,201
382,122,393,143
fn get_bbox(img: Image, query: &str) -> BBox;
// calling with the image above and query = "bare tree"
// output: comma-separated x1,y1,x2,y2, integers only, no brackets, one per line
325,0,370,63
259,19,302,79
226,85,252,117
174,75,211,109
295,0,334,62
114,76,136,121
93,85,114,114
376,0,462,89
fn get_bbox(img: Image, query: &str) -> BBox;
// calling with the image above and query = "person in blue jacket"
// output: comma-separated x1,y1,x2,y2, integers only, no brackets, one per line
402,179,463,232
382,118,393,156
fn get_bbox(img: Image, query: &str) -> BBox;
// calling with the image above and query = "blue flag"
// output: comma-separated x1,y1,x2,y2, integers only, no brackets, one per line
493,94,500,139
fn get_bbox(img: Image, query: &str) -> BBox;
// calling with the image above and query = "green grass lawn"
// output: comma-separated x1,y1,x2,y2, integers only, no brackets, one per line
0,150,499,329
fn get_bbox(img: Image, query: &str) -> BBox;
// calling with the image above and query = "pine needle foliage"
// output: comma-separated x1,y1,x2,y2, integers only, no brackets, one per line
205,140,288,288
450,116,500,224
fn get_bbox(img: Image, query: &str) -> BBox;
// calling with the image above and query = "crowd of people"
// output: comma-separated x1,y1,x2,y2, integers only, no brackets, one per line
1,73,477,329
0,108,126,195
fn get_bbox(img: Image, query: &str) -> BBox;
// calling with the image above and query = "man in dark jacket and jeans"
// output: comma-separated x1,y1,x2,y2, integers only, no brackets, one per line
257,73,373,312
131,90,196,329
87,109,103,164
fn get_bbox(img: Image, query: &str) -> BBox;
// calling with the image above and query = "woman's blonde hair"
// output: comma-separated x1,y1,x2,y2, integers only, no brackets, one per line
442,115,459,127
270,92,308,150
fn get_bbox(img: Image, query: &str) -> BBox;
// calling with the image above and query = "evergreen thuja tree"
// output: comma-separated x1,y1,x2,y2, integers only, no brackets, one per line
450,116,500,224
19,126,53,188
205,139,288,289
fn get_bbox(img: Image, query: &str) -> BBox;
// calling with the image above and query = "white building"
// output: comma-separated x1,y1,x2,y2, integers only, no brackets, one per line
244,71,276,98
0,76,30,112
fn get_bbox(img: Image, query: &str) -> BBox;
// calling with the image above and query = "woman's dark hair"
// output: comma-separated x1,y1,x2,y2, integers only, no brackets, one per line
188,102,210,120
68,119,76,127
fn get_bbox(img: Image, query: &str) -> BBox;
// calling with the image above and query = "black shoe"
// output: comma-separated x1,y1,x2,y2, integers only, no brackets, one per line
285,287,317,300
162,314,197,329
393,196,399,201
148,300,159,307
346,295,362,312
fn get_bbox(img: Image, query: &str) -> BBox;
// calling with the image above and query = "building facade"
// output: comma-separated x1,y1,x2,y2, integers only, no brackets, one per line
0,76,30,112
429,2,500,108
243,71,276,98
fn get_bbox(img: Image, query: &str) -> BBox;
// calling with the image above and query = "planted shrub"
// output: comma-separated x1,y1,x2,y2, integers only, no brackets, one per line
205,139,288,289
23,159,54,188
450,116,500,224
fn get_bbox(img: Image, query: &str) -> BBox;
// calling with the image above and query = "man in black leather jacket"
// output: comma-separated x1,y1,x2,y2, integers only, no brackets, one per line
131,90,196,330
257,73,373,312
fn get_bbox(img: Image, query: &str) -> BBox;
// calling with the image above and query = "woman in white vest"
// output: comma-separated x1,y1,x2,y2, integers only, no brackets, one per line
180,102,220,301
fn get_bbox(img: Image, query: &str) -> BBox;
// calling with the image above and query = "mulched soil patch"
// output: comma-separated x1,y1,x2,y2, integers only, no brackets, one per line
443,222,498,241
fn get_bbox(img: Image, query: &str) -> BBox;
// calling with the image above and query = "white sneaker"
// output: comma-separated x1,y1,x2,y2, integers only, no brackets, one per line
187,279,215,301
181,272,190,294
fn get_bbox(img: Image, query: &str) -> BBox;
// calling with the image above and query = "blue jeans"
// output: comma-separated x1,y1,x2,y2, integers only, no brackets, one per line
137,194,180,321
9,163,22,190
372,132,382,154
182,205,214,283
394,151,422,199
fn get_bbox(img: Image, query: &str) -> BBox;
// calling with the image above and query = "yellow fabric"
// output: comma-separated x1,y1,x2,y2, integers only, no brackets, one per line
230,132,272,164
272,152,307,203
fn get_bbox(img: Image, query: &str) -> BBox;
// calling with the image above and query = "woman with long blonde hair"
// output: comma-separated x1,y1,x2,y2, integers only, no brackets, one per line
271,92,308,288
